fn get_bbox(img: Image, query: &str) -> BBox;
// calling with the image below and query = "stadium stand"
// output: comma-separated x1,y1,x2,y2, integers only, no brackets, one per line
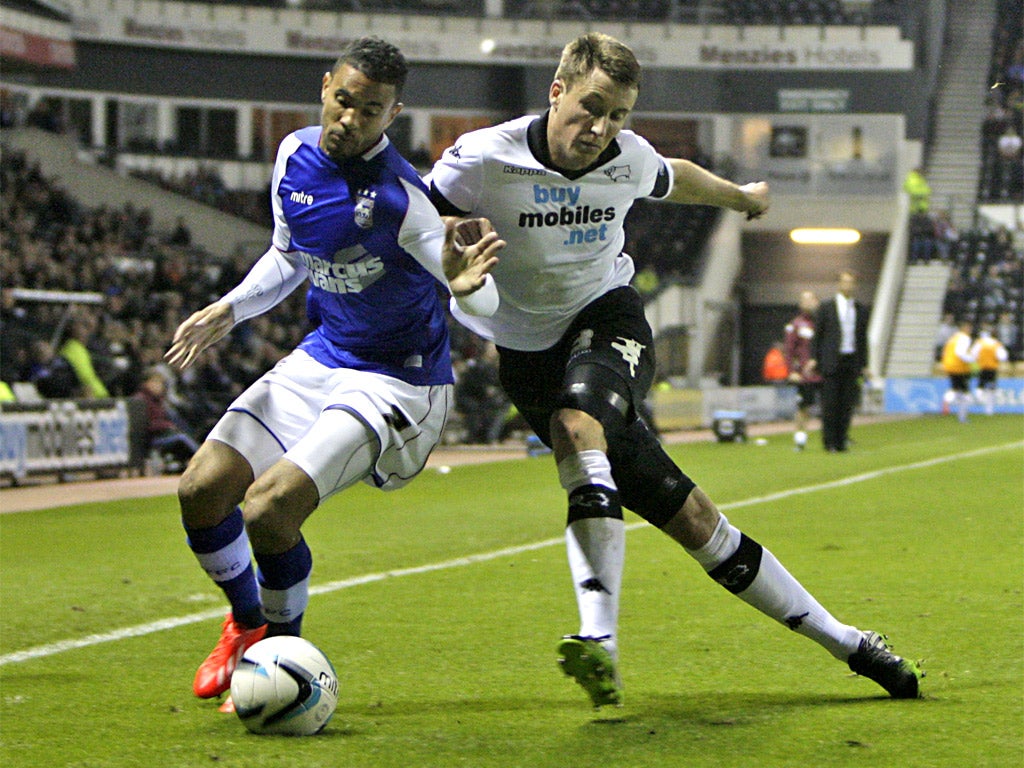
0,147,309,442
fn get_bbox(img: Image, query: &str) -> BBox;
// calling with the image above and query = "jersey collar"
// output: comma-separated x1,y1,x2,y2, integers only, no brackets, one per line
527,110,622,181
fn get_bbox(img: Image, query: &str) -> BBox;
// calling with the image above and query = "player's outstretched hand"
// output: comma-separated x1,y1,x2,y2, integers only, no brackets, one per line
443,217,504,297
165,302,234,370
739,181,770,220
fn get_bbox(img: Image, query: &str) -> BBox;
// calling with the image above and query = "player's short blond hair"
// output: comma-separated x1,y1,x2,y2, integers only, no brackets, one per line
554,33,641,91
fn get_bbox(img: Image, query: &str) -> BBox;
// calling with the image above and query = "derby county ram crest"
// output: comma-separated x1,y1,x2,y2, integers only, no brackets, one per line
354,188,377,229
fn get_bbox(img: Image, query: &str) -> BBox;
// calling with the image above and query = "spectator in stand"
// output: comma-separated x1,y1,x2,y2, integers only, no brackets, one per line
27,338,79,398
168,215,193,248
784,291,822,451
983,92,1012,139
996,311,1021,361
1005,42,1024,89
91,317,144,397
59,311,110,399
903,167,931,215
997,123,1023,162
996,124,1023,198
134,368,200,472
970,323,1009,416
908,211,935,263
0,286,41,382
931,209,959,262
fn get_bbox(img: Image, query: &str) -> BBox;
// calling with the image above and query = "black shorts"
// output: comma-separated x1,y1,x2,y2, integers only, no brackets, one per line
949,373,970,393
497,286,655,445
978,369,997,387
796,382,820,410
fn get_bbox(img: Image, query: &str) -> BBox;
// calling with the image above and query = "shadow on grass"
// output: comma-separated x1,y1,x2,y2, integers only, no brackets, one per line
329,688,921,722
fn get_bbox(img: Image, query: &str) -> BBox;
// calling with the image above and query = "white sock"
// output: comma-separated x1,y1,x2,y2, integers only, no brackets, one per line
559,450,624,648
957,392,971,421
689,515,863,660
566,518,624,648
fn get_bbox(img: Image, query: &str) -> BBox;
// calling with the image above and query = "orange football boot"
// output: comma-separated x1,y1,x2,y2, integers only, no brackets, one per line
193,614,266,699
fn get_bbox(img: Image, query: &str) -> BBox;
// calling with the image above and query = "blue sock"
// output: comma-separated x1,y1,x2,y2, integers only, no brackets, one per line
184,508,264,629
255,537,312,637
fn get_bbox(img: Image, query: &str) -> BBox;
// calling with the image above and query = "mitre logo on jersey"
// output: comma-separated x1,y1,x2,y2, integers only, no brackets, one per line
299,245,385,294
519,184,617,247
289,190,314,205
354,188,376,229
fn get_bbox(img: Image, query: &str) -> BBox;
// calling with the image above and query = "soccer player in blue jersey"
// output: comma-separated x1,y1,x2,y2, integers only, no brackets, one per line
165,37,503,710
430,32,922,707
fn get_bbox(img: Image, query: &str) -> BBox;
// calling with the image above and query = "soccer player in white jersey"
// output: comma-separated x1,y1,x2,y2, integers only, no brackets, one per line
429,32,922,707
165,37,504,711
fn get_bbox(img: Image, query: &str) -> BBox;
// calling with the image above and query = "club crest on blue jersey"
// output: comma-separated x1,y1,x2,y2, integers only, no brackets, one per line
354,188,377,229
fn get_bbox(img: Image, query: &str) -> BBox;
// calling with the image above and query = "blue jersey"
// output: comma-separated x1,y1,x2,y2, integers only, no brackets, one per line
270,126,453,385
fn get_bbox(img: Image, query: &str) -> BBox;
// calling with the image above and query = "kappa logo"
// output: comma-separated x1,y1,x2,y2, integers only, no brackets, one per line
502,163,547,177
603,164,631,182
448,144,462,160
579,577,611,595
785,612,810,630
354,188,377,229
611,336,645,377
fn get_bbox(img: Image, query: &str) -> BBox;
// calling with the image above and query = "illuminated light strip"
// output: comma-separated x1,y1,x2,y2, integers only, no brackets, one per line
790,227,862,245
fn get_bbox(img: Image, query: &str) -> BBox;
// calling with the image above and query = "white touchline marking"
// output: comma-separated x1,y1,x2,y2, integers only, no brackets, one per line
2,441,1020,667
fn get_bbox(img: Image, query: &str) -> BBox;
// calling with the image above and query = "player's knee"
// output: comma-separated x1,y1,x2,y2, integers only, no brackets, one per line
243,484,297,553
555,363,632,440
607,418,696,529
178,446,249,528
242,468,317,553
550,408,606,451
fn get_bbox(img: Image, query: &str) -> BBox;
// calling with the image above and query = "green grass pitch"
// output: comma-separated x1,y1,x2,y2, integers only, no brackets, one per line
1,415,1021,767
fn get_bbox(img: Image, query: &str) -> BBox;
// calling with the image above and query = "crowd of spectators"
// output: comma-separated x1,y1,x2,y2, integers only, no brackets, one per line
980,0,1023,203
940,226,1023,362
126,165,273,230
926,0,1023,365
1,147,310,449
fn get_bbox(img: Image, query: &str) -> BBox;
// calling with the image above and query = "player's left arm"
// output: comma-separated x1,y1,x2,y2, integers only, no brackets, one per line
663,158,769,220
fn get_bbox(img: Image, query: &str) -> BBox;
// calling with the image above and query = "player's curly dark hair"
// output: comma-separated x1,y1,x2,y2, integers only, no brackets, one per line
333,36,408,99
555,33,641,90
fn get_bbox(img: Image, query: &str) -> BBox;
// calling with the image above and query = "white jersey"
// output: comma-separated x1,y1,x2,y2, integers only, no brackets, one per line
429,113,673,351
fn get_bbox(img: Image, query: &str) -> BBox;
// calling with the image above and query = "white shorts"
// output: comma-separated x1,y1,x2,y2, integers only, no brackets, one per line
207,349,453,498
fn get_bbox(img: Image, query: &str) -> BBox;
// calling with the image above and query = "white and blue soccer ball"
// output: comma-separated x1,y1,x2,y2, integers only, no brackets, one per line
229,635,338,736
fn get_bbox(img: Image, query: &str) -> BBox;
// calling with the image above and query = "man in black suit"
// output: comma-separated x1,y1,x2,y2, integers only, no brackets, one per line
811,271,870,452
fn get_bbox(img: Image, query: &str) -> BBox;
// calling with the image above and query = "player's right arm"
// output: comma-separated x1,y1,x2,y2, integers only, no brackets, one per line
165,245,307,369
664,158,769,220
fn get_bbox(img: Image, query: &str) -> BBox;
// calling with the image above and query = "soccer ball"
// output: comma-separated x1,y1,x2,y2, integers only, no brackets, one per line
229,636,338,736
